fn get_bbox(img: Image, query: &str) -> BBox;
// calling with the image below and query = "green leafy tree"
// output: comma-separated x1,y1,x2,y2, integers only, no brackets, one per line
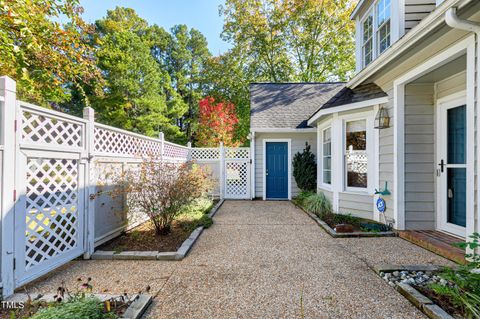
90,7,185,141
220,0,355,82
0,0,101,105
293,142,317,192
164,25,211,142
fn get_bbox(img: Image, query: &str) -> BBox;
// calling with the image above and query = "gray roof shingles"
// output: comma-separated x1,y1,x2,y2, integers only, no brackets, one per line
250,82,345,129
250,82,387,129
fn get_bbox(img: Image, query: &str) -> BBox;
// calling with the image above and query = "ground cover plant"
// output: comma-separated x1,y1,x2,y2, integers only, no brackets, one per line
100,198,217,252
413,233,480,318
293,191,389,233
0,278,138,319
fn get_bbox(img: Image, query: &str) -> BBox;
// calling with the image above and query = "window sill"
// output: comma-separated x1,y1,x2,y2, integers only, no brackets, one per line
341,189,372,196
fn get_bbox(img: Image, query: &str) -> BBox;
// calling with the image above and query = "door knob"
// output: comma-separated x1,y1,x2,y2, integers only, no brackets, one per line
448,188,453,198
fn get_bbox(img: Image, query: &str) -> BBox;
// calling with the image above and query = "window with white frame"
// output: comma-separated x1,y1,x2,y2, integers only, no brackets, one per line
376,0,391,54
345,120,367,189
362,13,373,67
360,0,391,68
322,127,332,185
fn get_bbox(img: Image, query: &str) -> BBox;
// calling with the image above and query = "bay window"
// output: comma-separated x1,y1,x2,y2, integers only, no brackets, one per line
345,120,367,189
322,127,332,185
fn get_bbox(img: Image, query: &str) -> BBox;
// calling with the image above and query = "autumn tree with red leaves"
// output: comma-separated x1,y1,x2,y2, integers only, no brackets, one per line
196,97,240,147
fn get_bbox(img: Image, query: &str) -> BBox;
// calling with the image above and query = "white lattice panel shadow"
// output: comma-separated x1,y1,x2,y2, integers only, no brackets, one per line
25,158,79,270
94,126,162,157
22,111,83,147
225,161,249,197
225,148,250,160
191,148,220,161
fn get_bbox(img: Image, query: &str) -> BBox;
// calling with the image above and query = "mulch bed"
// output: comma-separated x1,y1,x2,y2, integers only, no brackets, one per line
99,199,218,252
414,285,465,318
99,220,194,252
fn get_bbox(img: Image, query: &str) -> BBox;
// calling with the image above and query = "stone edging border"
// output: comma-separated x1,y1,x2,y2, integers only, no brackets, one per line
374,265,454,319
6,293,152,319
91,199,225,261
292,202,397,238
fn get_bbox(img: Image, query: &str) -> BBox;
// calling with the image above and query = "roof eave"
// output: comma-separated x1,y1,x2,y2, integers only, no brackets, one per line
307,96,389,126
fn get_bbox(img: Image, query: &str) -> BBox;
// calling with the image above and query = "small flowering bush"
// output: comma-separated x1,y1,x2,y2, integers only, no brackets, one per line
119,159,213,235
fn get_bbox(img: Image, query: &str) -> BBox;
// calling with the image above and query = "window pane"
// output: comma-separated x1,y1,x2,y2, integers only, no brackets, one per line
377,0,391,26
363,15,373,66
378,22,390,54
323,127,332,185
346,120,367,188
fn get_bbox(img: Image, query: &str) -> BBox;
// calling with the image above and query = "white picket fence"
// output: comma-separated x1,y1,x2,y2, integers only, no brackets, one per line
0,76,251,298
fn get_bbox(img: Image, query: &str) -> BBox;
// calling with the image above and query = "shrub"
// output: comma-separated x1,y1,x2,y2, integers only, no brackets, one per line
30,297,112,319
293,142,317,192
120,159,213,235
294,191,315,206
303,192,332,218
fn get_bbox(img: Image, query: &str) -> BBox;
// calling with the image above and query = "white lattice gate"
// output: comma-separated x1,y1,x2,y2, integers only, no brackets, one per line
224,148,251,199
13,102,87,287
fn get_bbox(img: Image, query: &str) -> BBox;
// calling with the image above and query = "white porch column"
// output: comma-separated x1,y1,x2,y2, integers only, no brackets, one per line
0,76,17,297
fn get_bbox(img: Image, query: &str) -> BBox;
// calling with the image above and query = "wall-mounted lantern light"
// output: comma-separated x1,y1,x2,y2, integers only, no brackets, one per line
374,106,390,129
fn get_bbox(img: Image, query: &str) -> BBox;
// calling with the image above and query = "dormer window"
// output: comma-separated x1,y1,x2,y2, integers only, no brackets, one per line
360,0,391,68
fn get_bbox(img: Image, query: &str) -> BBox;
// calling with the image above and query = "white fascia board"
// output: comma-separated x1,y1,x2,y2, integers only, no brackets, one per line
250,128,317,133
307,97,388,126
348,0,472,88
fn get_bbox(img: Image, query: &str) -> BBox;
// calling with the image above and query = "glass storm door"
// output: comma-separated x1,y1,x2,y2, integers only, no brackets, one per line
437,98,467,237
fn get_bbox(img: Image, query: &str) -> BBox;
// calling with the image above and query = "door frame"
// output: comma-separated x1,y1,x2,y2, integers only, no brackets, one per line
262,139,292,200
435,91,470,238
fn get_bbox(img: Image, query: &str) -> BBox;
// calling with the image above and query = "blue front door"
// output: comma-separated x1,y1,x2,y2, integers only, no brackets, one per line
266,142,288,199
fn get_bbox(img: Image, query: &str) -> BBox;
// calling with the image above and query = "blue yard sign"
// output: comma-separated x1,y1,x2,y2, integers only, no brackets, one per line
376,197,386,213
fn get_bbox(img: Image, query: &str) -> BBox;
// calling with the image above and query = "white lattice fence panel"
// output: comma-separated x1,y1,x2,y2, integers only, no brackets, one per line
190,148,220,161
225,161,250,199
21,109,83,148
94,126,163,157
24,158,81,271
225,147,250,160
346,151,368,174
163,142,189,160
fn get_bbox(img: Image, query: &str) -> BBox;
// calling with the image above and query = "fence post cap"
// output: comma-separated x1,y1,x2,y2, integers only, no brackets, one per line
0,76,16,92
82,107,95,121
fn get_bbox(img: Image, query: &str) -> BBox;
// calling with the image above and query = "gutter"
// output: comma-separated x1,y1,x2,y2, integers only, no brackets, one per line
348,0,472,88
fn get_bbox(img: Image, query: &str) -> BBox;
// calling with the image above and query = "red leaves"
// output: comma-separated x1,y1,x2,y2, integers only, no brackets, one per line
197,96,240,147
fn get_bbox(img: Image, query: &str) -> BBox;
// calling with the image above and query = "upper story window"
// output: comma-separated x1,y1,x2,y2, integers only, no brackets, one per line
361,0,391,68
362,14,373,67
377,0,391,54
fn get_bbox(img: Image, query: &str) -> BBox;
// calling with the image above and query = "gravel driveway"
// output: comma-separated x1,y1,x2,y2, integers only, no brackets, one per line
27,201,454,318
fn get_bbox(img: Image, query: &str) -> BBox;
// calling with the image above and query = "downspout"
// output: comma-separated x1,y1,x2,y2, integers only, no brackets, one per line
445,7,480,245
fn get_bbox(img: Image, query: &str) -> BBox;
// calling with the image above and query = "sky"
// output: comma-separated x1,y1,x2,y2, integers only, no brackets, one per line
79,0,231,55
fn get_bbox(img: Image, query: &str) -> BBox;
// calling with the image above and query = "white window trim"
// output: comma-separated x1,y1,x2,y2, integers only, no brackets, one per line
361,10,374,68
262,139,292,200
318,123,333,191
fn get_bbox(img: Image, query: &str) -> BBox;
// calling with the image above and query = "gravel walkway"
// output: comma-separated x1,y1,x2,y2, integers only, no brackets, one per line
26,201,454,318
